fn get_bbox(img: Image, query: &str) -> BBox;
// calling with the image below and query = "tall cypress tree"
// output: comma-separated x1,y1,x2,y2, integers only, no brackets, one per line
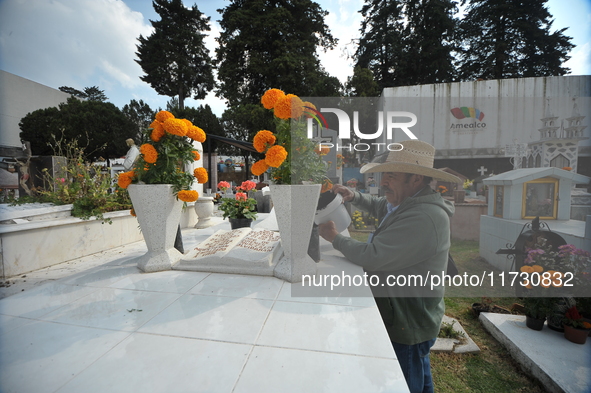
457,0,574,80
135,0,215,110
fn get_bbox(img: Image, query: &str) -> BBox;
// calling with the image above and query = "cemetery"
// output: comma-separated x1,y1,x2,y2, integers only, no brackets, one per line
1,74,590,392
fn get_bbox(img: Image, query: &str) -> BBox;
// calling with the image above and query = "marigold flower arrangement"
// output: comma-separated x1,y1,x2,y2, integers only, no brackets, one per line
251,88,327,184
217,181,258,220
117,110,207,203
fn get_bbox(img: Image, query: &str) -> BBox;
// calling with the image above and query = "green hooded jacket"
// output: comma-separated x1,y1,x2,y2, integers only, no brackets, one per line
332,186,454,345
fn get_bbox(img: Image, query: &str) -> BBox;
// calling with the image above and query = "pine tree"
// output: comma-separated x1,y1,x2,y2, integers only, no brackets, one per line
216,0,339,108
398,0,458,85
135,0,215,110
354,0,405,91
457,0,574,80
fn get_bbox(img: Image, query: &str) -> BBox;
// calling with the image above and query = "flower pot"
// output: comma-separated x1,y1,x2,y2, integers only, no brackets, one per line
128,184,183,273
563,324,590,344
525,315,546,331
229,218,253,230
270,184,320,282
315,192,351,233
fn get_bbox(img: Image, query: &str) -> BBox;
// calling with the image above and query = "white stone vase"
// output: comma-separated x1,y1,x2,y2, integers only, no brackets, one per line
194,196,215,228
128,184,183,272
270,184,321,282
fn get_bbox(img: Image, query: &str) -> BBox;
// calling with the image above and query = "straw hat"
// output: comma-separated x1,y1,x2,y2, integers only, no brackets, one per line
360,140,462,183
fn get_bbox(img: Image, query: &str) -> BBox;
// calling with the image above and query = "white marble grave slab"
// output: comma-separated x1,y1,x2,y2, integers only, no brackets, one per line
174,228,283,276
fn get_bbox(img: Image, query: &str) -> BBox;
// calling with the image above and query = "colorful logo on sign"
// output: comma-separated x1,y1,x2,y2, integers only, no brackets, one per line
451,107,485,121
303,106,329,129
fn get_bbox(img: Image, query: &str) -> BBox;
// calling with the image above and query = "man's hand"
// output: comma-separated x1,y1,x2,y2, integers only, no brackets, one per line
318,221,338,243
331,184,355,202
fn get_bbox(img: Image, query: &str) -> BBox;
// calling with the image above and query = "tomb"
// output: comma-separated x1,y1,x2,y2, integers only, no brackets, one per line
479,167,590,272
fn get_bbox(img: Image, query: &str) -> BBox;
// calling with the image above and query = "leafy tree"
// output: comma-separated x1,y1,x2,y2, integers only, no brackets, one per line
58,86,108,102
83,86,108,102
59,86,86,99
121,99,155,144
457,0,574,80
18,107,63,156
19,98,134,160
175,104,225,154
345,67,379,97
216,0,339,108
220,104,272,157
135,0,215,110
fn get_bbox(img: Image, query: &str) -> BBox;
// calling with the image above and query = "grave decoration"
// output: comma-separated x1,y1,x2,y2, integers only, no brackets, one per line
175,228,282,276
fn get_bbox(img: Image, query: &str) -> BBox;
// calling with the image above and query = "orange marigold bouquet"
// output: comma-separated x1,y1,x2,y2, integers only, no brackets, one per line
251,88,327,184
117,110,208,203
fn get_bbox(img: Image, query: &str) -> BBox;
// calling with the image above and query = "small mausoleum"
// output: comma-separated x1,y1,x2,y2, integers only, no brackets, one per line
479,167,591,272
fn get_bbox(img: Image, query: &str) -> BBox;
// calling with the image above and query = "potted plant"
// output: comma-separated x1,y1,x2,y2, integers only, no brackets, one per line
522,297,551,330
563,305,591,344
117,110,208,272
217,181,258,230
520,238,591,331
249,88,328,281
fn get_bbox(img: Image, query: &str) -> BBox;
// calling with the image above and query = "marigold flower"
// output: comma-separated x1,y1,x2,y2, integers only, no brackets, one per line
117,171,135,189
261,88,285,110
149,120,166,142
140,143,158,164
251,159,269,176
181,119,193,128
163,118,188,137
265,145,288,168
187,126,206,142
192,150,201,161
235,192,247,201
177,190,198,202
273,94,304,120
530,265,544,273
253,130,276,153
130,208,136,217
194,167,208,184
315,145,330,156
520,265,534,274
155,110,175,123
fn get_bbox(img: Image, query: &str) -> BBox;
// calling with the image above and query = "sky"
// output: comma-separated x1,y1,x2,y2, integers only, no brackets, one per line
0,0,589,117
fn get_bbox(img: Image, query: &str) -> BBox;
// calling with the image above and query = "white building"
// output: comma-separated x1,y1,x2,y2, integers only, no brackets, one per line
0,70,73,151
378,76,590,180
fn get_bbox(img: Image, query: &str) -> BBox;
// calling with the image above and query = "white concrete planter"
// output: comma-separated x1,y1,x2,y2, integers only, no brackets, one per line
128,184,183,273
270,184,320,282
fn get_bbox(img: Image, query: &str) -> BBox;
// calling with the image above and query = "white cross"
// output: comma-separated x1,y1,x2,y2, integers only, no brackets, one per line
478,166,487,176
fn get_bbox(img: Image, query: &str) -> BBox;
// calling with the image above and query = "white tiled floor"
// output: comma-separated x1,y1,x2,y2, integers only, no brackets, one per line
0,224,409,393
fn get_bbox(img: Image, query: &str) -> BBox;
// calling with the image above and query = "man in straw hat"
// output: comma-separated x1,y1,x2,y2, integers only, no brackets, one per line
319,140,461,393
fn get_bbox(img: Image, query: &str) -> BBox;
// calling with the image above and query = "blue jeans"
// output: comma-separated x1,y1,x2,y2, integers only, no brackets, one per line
392,338,436,393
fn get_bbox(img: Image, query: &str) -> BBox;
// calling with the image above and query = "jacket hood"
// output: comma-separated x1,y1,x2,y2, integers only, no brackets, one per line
398,186,455,218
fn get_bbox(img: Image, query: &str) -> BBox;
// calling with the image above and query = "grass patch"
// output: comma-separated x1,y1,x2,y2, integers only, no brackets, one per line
434,239,545,393
347,232,545,392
